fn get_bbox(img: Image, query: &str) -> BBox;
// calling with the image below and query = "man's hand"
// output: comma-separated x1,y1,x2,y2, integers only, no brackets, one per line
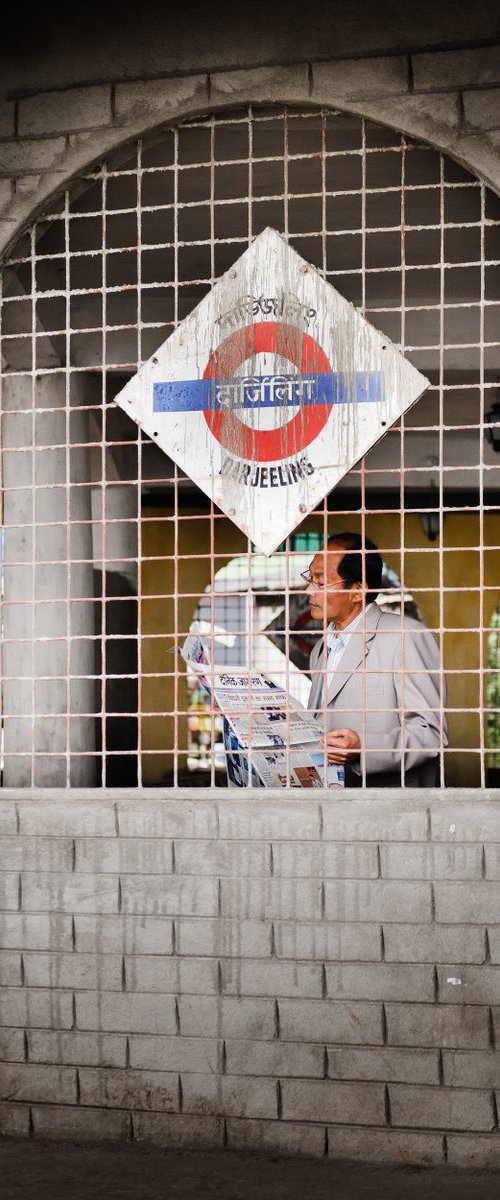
320,728,361,764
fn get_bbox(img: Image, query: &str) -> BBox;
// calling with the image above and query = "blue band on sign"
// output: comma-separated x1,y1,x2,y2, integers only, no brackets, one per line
153,372,384,414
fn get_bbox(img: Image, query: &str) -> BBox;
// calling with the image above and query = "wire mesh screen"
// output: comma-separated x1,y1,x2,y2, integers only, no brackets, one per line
0,105,499,789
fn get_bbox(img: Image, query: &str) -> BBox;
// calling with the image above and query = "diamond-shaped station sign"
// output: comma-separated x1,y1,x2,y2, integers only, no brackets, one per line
114,228,428,555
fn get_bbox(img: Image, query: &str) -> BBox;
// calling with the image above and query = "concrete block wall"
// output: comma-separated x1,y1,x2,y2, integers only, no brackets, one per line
1,789,500,1167
1,38,500,258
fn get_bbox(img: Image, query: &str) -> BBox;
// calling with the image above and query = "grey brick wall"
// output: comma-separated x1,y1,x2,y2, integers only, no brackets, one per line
1,789,500,1166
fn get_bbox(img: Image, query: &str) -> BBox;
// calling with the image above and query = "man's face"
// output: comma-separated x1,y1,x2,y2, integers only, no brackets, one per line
306,546,362,626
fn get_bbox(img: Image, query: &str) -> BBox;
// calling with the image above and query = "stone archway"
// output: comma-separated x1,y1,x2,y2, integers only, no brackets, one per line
1,64,500,260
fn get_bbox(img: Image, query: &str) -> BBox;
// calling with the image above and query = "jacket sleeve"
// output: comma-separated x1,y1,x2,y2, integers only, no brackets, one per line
360,626,447,776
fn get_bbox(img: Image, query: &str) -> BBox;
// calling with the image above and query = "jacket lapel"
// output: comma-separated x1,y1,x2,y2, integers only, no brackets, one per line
308,640,329,710
326,604,382,705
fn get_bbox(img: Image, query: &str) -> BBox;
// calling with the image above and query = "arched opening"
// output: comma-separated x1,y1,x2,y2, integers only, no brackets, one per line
1,105,498,787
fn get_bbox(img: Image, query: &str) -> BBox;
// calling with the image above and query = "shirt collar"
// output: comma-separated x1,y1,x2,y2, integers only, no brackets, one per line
328,603,374,642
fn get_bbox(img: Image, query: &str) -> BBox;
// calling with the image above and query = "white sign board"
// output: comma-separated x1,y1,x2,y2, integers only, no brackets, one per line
113,228,428,554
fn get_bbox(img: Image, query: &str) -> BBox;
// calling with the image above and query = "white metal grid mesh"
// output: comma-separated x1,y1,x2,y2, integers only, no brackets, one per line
0,105,499,788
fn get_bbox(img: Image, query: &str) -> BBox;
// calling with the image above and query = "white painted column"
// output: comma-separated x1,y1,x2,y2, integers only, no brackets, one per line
2,373,97,786
91,483,138,590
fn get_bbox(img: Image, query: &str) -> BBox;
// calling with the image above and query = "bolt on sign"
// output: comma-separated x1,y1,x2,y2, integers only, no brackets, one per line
114,228,429,554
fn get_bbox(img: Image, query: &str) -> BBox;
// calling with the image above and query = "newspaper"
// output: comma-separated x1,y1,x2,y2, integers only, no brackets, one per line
210,671,320,750
251,748,345,789
181,635,344,788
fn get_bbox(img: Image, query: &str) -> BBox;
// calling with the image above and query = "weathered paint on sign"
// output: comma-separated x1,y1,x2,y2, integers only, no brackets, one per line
113,228,428,554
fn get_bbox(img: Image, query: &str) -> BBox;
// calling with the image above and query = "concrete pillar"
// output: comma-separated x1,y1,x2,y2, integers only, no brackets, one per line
91,483,138,590
2,373,97,786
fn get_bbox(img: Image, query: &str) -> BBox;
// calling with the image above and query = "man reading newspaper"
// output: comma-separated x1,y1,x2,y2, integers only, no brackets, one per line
305,533,446,786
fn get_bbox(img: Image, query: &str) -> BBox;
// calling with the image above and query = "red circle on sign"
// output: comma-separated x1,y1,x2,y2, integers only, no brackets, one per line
203,322,332,463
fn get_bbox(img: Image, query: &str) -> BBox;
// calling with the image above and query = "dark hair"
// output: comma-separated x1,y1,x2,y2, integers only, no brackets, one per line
326,532,383,604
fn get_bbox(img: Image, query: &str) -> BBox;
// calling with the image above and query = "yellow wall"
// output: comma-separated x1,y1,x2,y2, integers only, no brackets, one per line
141,505,499,786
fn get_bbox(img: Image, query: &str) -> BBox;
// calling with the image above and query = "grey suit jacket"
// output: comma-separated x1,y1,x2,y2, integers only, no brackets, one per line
307,604,447,779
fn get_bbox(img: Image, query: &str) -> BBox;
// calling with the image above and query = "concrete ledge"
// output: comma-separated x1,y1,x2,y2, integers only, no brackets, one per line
2,786,499,801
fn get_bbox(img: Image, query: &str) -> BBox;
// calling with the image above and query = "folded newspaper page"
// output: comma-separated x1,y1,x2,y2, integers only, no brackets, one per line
181,635,344,788
251,748,345,789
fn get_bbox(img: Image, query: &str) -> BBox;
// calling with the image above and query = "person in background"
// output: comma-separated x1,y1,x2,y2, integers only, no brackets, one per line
303,532,447,786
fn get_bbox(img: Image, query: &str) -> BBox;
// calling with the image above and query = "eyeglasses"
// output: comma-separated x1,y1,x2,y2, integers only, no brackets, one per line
300,571,329,589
